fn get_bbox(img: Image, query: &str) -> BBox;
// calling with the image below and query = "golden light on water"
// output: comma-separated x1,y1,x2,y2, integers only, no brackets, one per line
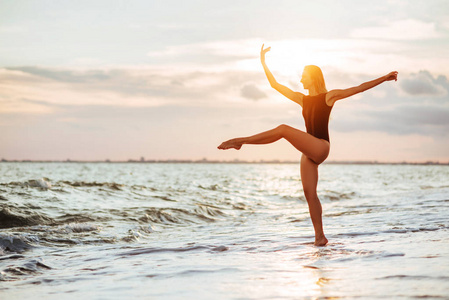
252,253,332,299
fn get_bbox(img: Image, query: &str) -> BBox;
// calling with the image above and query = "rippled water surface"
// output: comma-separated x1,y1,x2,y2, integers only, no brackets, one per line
1,162,448,299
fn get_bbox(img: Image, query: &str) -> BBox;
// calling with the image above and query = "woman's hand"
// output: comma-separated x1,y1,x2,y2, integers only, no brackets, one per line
260,44,271,63
385,71,398,82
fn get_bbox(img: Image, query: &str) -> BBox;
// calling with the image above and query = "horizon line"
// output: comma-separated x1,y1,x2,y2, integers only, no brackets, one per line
1,158,448,165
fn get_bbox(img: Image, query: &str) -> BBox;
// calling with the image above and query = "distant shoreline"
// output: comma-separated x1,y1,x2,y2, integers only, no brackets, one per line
1,159,448,165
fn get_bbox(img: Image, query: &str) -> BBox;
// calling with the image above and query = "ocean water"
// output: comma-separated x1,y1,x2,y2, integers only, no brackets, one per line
0,162,448,299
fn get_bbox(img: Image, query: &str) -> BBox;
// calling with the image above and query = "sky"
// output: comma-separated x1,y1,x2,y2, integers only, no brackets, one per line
1,0,449,162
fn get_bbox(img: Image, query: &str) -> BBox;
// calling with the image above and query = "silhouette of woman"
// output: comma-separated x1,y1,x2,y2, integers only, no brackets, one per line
218,44,398,246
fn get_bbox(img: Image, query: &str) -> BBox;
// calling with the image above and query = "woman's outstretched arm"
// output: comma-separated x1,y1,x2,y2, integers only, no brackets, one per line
261,44,304,106
326,71,398,106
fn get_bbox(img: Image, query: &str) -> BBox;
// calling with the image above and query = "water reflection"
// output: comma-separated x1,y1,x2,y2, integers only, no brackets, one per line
243,248,336,299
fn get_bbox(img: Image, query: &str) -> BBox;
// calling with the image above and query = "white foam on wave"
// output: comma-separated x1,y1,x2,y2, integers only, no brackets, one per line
53,223,100,233
36,178,51,189
25,178,52,189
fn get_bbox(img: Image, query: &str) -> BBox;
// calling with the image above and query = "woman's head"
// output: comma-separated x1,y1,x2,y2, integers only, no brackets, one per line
301,65,327,94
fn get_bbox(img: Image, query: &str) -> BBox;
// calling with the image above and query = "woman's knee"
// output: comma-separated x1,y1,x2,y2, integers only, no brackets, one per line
303,188,318,201
276,124,291,135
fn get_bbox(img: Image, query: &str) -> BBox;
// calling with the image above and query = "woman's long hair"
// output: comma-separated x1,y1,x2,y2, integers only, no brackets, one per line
304,65,328,94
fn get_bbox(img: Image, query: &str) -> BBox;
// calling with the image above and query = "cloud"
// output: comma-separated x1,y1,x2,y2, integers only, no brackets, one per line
6,66,112,83
350,19,440,40
240,84,266,100
0,66,270,113
400,70,448,96
333,105,449,136
370,105,449,136
3,66,449,140
331,69,449,137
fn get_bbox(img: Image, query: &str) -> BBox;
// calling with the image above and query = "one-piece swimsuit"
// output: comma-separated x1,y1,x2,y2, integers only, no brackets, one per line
302,93,333,142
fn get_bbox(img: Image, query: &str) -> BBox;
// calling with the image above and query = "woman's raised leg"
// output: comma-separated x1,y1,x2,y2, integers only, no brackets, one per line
218,124,329,164
300,154,328,246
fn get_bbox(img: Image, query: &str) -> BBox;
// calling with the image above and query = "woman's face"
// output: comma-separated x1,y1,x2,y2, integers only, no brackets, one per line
300,70,313,90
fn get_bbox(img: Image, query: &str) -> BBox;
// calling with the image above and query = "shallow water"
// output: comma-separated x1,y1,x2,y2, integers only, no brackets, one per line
1,162,448,299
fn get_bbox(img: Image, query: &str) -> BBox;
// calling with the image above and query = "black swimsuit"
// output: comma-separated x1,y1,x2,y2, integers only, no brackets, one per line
302,93,333,142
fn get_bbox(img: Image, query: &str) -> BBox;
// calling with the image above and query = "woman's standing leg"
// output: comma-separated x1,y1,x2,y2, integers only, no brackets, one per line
300,154,328,246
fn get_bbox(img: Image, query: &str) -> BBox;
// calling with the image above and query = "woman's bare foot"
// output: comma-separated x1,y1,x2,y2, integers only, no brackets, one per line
314,236,328,246
217,138,243,150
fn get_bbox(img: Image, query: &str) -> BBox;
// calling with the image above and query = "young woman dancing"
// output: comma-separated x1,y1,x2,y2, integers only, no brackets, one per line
218,44,398,246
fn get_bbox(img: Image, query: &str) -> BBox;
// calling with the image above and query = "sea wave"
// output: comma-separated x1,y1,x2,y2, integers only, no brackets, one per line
137,206,226,225
1,178,52,189
0,233,39,253
117,244,229,257
0,206,55,229
0,258,51,281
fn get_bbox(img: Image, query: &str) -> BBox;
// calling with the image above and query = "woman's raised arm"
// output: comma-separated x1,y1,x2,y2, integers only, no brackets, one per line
326,71,398,106
261,44,304,107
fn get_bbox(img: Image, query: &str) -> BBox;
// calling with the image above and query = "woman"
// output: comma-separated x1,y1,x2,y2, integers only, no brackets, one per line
218,44,398,246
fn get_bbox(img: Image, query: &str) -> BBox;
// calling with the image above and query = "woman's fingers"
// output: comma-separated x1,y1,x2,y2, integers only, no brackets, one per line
386,71,398,81
261,44,271,54
392,71,398,81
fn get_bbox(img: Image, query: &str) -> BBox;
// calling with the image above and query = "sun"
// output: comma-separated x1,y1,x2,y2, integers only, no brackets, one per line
235,39,344,83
